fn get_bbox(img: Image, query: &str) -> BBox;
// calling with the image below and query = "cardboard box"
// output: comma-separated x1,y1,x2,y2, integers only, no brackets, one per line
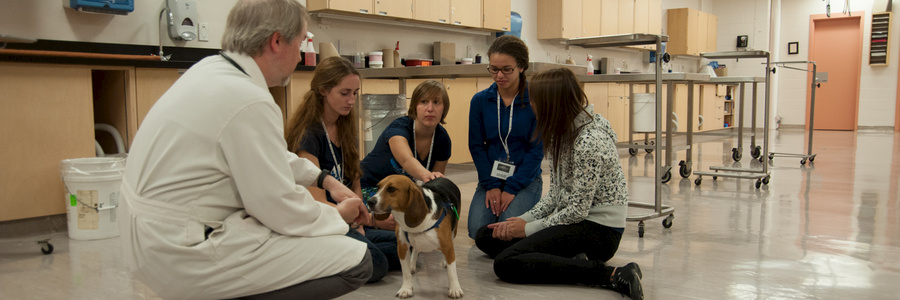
714,67,727,77
433,42,455,66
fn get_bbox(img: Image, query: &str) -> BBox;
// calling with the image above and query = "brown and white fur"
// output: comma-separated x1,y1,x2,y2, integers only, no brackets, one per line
368,175,463,298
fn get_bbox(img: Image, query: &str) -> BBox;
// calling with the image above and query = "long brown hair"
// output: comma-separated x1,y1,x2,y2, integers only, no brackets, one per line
529,68,591,172
286,56,361,181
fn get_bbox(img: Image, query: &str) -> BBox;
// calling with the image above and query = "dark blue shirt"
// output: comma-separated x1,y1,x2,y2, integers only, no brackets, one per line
468,83,543,195
360,116,452,189
297,124,352,204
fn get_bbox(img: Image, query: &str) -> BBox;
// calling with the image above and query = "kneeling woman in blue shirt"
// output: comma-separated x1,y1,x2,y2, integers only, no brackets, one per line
361,80,452,195
475,68,644,300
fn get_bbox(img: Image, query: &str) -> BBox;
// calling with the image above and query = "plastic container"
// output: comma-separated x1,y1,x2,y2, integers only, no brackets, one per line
405,59,432,67
632,93,656,133
461,58,474,64
304,38,316,67
369,61,384,69
587,54,594,75
59,157,126,240
368,51,383,62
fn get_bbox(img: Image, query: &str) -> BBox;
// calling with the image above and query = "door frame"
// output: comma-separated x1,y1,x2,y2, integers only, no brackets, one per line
807,12,864,130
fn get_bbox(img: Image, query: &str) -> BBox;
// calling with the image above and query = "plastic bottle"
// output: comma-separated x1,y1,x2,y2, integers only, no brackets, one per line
586,54,594,75
304,38,316,67
354,52,364,68
393,41,401,68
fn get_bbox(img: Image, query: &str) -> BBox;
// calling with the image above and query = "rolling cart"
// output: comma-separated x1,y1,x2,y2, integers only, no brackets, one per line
693,51,773,188
767,61,821,165
568,34,678,237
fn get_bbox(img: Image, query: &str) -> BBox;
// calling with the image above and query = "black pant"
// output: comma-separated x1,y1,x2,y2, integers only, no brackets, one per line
475,221,622,285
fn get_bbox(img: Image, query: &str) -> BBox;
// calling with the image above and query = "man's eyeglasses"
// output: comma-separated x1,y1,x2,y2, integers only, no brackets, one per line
487,66,516,75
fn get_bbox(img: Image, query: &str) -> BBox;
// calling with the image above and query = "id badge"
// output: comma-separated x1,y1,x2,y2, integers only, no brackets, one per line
490,160,516,180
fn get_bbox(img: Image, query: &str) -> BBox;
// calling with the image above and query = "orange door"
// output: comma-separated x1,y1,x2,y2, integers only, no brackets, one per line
808,14,862,131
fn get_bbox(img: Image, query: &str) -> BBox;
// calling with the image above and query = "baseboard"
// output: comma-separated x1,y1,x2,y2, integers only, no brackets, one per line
0,214,68,239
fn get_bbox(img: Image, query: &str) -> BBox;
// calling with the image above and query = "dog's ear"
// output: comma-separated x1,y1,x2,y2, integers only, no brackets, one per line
404,183,427,227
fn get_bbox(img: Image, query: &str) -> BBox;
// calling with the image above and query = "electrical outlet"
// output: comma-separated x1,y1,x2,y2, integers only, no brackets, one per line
198,23,209,42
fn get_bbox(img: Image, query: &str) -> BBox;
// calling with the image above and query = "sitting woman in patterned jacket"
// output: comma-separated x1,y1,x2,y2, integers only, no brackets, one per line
473,67,644,300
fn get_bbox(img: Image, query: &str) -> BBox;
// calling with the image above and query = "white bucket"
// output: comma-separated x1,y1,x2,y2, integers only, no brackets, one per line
633,93,656,133
59,157,126,240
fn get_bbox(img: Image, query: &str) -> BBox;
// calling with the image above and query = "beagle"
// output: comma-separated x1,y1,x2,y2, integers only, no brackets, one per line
368,175,463,298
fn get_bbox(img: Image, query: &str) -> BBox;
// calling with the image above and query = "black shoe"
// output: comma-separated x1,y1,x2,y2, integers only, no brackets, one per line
609,263,643,300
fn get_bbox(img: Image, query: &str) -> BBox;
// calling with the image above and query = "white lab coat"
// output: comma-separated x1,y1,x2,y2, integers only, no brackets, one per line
119,51,366,300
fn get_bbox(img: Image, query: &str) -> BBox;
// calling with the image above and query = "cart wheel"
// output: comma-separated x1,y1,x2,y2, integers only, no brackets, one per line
809,154,816,162
679,161,691,178
712,176,718,180
762,176,770,185
732,148,742,161
662,215,674,228
755,180,762,189
638,221,645,238
661,169,672,183
751,146,761,159
768,154,774,160
40,243,53,255
645,141,655,153
628,148,638,156
694,177,702,185
800,158,807,165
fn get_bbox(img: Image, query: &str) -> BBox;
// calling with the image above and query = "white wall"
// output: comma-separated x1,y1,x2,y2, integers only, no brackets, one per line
775,0,898,128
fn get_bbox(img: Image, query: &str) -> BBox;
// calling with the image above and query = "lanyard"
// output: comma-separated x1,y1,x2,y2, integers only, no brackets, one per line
412,121,435,171
497,92,517,162
220,51,248,76
321,122,343,183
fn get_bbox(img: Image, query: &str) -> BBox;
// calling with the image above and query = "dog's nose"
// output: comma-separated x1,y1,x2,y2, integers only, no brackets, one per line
366,198,377,209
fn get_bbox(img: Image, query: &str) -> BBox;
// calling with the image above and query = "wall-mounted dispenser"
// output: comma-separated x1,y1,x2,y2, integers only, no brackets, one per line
64,0,134,15
166,0,198,41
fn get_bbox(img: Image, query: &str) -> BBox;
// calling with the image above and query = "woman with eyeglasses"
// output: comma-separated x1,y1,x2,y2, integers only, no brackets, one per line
466,35,544,241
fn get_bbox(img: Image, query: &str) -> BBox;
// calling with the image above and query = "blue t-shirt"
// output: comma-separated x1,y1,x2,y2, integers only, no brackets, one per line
297,124,352,204
360,116,451,189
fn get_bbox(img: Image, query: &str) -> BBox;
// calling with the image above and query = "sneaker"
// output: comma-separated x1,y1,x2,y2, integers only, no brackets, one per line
609,263,643,300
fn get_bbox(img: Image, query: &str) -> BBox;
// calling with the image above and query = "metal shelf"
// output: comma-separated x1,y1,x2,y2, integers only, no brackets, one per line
566,34,668,48
700,50,769,59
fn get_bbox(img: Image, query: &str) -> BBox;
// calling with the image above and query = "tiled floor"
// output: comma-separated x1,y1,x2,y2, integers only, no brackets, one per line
1,129,899,299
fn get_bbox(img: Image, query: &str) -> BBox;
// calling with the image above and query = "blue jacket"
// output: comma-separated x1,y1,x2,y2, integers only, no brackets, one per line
468,83,543,195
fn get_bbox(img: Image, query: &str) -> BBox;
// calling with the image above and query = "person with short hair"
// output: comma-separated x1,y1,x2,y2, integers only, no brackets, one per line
360,80,452,194
475,68,643,300
118,1,371,299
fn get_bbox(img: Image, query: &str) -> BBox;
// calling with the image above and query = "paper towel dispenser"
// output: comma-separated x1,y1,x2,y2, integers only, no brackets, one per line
64,0,134,15
166,0,199,41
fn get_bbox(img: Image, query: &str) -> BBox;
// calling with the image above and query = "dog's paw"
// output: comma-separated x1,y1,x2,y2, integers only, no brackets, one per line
441,260,447,268
410,264,417,274
448,287,464,298
396,287,414,298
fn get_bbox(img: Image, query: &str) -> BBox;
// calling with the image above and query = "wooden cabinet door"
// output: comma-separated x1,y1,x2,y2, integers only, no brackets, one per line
483,0,511,31
442,78,476,164
648,0,661,34
633,0,648,34
707,14,718,53
584,83,610,118
617,0,634,34
135,68,182,128
537,0,582,39
697,12,709,55
450,0,482,27
1,63,94,221
414,0,450,24
600,0,618,36
287,71,315,124
308,0,373,14
375,0,413,19
582,0,601,37
608,96,629,142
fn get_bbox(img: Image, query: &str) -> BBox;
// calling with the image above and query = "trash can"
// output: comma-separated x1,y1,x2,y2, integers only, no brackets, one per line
362,94,407,155
633,93,656,133
59,157,125,240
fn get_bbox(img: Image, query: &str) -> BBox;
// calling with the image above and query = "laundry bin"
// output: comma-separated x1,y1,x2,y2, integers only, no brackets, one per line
59,157,126,240
632,93,657,133
362,94,407,155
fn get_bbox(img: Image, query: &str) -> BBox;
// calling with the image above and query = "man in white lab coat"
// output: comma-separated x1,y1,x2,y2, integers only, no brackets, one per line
119,1,371,299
